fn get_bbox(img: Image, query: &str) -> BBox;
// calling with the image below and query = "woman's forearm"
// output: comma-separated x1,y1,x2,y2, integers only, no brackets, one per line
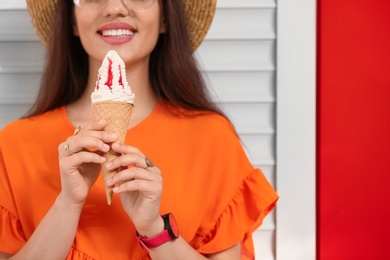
149,237,241,260
149,236,207,260
12,192,83,259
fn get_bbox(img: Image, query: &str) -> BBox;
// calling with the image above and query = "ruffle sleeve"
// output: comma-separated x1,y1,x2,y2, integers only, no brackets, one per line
0,206,26,254
66,247,95,260
66,246,153,260
0,133,26,254
192,168,278,258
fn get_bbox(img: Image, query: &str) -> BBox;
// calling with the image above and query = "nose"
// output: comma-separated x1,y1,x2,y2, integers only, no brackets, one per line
102,0,130,18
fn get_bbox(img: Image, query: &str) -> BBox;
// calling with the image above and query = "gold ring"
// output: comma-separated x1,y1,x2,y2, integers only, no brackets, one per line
64,143,76,155
74,126,81,136
145,157,154,168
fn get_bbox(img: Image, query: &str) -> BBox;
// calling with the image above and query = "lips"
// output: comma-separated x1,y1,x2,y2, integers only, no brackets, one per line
98,22,136,44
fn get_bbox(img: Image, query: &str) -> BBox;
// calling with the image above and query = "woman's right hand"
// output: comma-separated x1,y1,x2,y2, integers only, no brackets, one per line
58,119,118,206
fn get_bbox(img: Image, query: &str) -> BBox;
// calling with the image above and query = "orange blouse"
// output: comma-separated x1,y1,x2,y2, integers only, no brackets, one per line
0,103,278,259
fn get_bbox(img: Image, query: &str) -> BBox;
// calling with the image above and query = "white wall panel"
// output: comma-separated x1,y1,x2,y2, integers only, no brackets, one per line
197,2,277,258
276,0,316,259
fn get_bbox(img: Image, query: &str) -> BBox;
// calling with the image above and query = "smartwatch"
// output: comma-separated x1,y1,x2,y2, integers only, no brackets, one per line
136,213,179,253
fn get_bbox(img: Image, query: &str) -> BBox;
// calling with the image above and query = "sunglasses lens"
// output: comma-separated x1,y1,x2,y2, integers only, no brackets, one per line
74,0,156,11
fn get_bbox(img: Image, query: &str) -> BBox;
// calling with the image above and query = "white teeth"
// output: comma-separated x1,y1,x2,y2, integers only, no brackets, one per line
101,29,134,37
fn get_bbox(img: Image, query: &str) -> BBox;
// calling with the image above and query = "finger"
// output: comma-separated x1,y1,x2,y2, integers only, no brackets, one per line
113,178,162,196
60,151,106,174
77,122,119,143
59,142,78,157
109,144,156,170
111,143,145,157
105,152,148,170
71,129,118,148
70,133,115,152
58,140,109,157
82,119,106,131
67,119,106,140
59,129,119,157
107,167,155,186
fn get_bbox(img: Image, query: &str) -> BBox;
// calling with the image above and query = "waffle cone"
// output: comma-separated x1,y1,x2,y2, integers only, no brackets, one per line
91,101,133,205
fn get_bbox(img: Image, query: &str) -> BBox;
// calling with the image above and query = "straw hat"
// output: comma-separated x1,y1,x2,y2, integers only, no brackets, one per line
26,0,216,51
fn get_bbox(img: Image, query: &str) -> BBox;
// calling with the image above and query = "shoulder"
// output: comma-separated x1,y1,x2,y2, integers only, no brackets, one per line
192,112,237,141
0,107,67,142
160,103,237,139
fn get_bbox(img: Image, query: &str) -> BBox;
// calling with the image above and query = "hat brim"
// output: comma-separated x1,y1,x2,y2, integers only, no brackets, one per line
26,0,216,51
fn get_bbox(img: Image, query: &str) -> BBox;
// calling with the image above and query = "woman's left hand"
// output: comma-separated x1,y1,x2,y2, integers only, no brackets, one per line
105,143,163,235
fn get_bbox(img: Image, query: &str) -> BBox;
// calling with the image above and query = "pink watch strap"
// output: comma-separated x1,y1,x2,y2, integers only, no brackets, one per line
136,230,171,253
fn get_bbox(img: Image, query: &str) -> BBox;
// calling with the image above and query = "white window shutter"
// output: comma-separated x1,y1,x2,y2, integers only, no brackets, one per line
197,1,277,258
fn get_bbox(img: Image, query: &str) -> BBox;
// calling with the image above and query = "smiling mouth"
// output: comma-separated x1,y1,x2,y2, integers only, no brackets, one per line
100,29,135,37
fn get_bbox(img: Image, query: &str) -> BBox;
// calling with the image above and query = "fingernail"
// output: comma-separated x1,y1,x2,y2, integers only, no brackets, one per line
106,161,113,168
107,178,113,185
100,156,106,162
110,133,118,138
98,119,105,125
103,143,110,150
113,186,119,193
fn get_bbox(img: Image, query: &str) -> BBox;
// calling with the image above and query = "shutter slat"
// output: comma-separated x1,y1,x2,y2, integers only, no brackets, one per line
0,42,45,68
241,134,275,165
0,73,40,104
221,103,275,134
196,40,275,71
206,8,275,40
217,0,276,8
0,105,30,126
0,10,37,41
206,71,275,103
0,1,26,10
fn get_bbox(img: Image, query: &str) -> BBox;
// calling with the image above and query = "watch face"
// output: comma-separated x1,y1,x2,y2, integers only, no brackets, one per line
168,213,179,238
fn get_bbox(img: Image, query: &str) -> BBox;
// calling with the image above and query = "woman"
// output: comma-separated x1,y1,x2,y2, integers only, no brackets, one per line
0,0,278,259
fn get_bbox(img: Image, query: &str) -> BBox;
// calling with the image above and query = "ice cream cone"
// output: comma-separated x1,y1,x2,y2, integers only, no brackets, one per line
90,50,135,204
91,101,133,205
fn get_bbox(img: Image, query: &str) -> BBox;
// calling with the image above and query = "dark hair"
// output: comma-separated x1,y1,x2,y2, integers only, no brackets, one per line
25,0,226,119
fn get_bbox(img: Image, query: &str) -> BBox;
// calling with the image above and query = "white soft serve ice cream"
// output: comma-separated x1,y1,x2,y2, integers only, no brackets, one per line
91,50,135,104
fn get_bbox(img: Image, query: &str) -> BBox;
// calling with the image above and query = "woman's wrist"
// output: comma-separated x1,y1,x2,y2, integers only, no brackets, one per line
136,216,165,238
56,192,85,212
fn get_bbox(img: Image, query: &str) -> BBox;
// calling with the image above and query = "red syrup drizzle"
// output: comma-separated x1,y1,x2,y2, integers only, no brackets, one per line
104,57,113,90
95,74,101,90
118,64,124,88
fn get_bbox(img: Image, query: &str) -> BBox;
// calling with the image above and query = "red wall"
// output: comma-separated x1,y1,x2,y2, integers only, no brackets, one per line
318,0,390,259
